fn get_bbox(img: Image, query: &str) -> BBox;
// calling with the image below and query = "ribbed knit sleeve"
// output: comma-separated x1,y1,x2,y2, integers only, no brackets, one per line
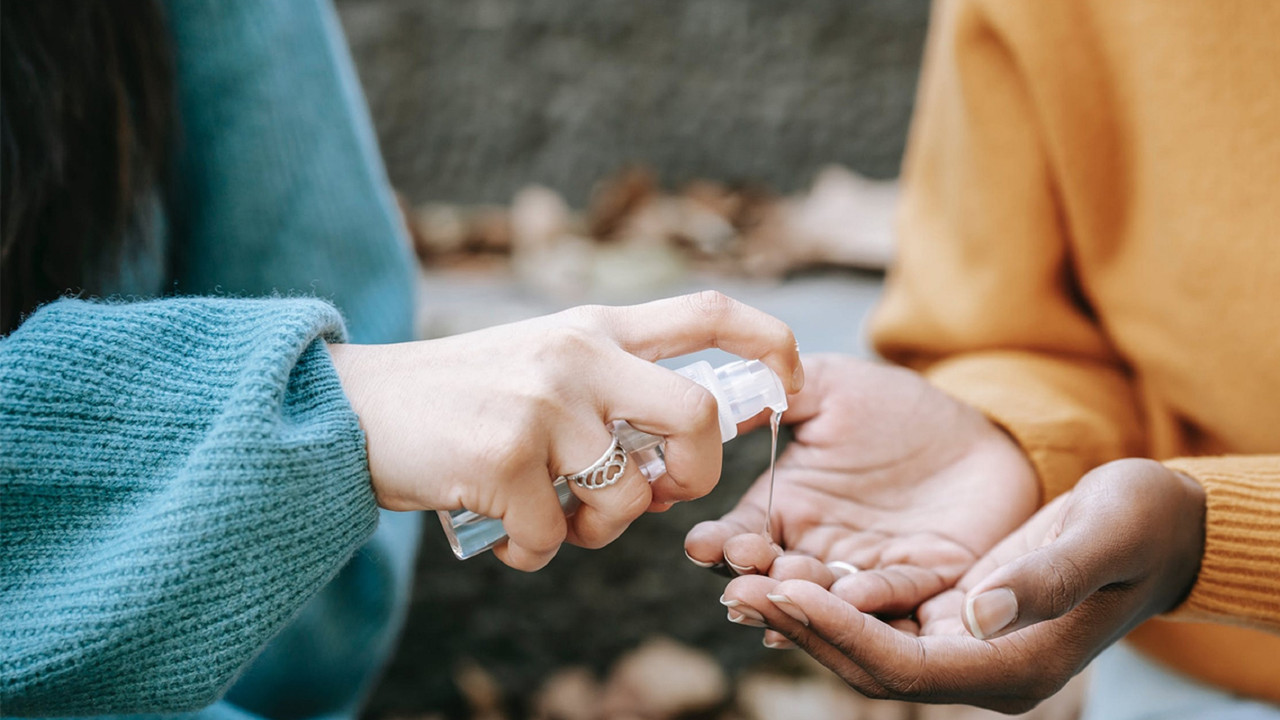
156,2,424,714
0,297,378,714
1161,456,1280,633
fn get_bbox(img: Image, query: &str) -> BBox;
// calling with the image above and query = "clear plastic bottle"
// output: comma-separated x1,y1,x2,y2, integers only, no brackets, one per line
439,358,789,559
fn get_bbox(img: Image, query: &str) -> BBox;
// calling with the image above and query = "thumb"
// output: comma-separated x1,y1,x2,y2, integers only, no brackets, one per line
962,525,1122,641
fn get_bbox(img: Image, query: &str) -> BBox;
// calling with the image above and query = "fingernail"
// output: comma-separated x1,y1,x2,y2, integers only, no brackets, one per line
719,594,741,608
726,558,756,575
685,549,717,568
763,636,793,650
766,593,809,626
826,561,860,578
966,587,1018,640
710,563,735,578
727,608,766,627
792,363,805,392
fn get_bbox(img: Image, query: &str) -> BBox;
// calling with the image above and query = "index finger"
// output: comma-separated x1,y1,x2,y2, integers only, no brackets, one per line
588,291,804,394
762,579,1042,708
684,488,769,566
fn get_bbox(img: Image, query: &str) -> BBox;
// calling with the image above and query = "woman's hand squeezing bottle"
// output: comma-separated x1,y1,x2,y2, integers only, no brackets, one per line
328,292,804,571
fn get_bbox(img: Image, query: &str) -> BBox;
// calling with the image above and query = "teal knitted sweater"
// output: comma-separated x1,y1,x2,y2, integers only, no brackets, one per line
1,1,420,716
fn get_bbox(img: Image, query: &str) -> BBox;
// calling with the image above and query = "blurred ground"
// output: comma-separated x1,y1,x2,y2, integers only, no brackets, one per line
335,2,1085,718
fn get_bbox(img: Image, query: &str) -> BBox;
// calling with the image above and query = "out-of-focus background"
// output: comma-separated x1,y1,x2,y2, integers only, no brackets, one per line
336,2,1082,719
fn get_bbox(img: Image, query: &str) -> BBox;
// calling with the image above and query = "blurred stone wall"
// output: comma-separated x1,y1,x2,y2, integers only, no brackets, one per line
336,0,929,206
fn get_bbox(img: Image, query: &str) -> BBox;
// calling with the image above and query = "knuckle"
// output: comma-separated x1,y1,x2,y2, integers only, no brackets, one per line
877,649,928,698
878,671,914,696
604,480,653,526
688,289,735,322
506,553,536,572
575,536,610,551
511,551,553,572
516,521,565,557
679,381,720,431
491,431,538,478
522,382,571,426
573,524,616,550
679,466,720,499
540,324,601,360
672,384,722,494
531,534,563,557
519,345,592,419
824,626,867,664
985,639,1061,710
561,304,611,334
1044,554,1087,617
507,390,549,429
772,323,798,354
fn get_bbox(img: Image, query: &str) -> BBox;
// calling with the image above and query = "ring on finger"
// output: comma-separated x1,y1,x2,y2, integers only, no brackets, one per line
558,435,629,490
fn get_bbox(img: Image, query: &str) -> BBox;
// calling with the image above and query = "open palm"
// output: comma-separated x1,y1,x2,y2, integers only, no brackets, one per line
685,353,1039,616
718,460,1206,713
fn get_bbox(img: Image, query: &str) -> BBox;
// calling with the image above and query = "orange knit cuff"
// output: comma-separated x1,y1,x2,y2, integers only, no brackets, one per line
1161,456,1280,633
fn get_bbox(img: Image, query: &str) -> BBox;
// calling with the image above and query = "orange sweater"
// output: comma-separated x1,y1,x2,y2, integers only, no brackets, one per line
872,0,1280,702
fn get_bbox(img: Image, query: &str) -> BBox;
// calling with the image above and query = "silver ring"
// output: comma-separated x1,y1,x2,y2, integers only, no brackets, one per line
558,436,629,490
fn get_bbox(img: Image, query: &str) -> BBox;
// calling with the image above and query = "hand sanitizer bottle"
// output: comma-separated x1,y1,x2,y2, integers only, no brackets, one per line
439,358,789,559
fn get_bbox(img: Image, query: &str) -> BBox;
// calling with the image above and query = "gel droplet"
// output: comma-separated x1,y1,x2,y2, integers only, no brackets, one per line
763,409,781,540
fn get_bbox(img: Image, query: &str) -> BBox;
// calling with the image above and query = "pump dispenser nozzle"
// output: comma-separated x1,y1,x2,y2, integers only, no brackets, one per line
680,359,789,441
439,358,788,559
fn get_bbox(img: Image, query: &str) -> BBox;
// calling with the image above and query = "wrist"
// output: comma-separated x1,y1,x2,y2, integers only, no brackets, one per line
327,341,384,454
1163,467,1207,612
983,417,1043,506
327,341,367,414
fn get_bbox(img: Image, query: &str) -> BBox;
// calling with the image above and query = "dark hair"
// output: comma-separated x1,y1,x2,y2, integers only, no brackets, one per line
1,0,174,335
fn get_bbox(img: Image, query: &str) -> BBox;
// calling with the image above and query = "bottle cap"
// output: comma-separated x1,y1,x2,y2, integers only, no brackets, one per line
715,358,788,428
677,359,788,441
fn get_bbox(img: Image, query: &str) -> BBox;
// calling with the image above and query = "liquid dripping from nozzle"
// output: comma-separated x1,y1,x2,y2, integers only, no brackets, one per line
763,409,781,540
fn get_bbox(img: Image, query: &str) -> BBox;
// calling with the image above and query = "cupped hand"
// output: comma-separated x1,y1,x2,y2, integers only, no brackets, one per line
720,458,1206,713
329,291,802,571
686,354,1039,616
